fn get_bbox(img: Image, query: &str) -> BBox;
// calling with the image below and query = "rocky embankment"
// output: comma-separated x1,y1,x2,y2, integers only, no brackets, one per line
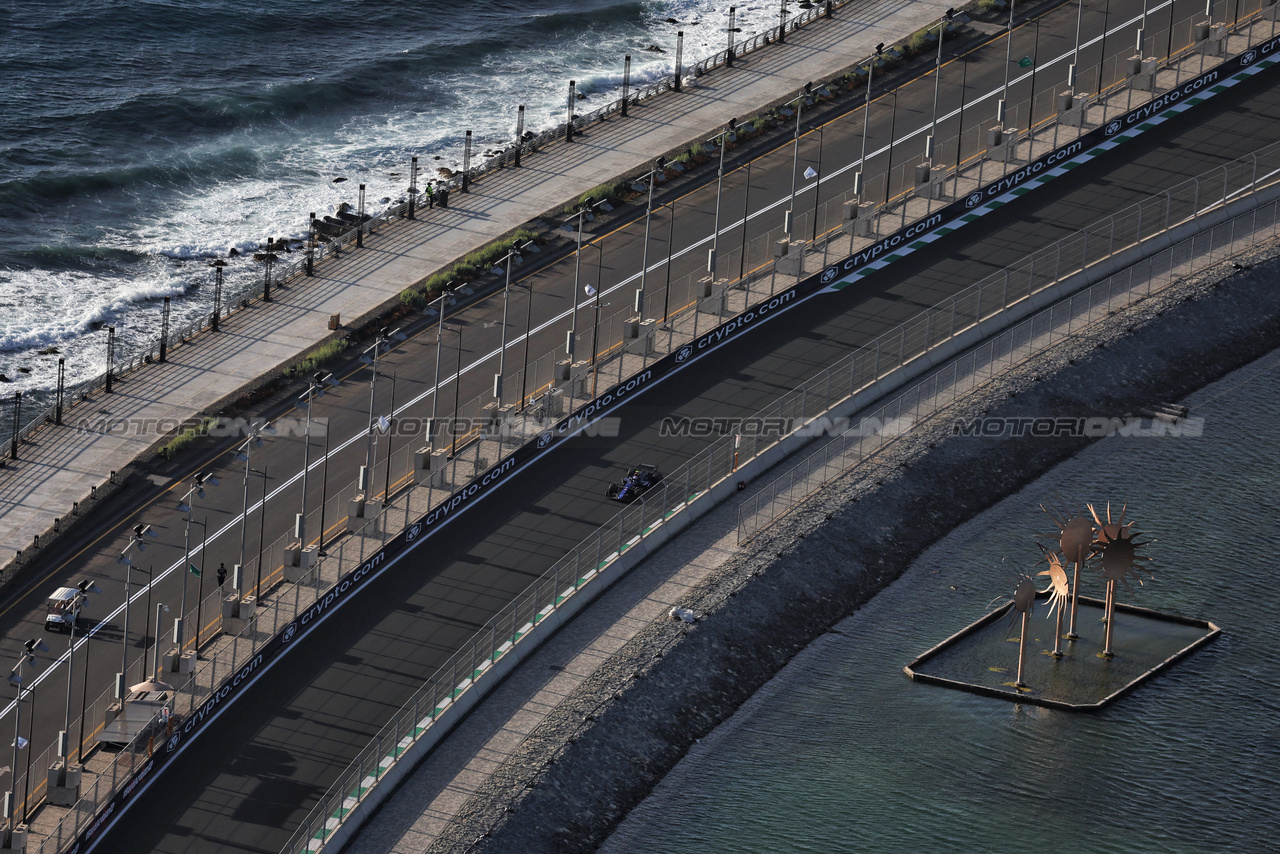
428,238,1280,853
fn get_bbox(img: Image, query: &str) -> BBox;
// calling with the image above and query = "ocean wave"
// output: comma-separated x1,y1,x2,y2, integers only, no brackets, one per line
0,146,265,211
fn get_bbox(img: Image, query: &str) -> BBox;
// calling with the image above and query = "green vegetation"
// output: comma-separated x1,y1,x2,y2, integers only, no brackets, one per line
290,338,349,377
577,182,622,209
906,27,937,55
160,416,218,460
400,228,540,308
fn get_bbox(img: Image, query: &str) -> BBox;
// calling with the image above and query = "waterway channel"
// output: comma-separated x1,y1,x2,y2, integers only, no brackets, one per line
602,345,1280,853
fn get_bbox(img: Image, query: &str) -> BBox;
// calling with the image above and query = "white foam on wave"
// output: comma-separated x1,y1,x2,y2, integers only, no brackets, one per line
9,0,785,393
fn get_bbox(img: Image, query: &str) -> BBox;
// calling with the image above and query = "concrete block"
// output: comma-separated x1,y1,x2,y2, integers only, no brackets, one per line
413,447,431,483
45,762,79,807
346,495,366,532
0,825,27,852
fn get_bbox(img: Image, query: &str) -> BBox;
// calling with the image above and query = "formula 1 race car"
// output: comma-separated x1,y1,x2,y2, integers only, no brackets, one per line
606,464,663,503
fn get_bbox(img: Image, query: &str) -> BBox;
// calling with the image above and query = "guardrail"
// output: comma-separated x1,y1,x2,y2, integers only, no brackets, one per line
1,0,856,451
22,7,1280,852
275,106,1280,854
738,184,1280,542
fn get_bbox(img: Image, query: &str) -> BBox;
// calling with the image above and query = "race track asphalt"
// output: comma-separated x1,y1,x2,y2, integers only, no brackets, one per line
94,52,1280,854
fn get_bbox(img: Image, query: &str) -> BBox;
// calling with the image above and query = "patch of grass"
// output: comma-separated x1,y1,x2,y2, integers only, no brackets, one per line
906,27,937,55
402,228,541,307
292,339,348,376
160,416,218,460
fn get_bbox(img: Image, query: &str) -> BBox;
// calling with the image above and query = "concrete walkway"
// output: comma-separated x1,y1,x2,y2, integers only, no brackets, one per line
0,0,956,570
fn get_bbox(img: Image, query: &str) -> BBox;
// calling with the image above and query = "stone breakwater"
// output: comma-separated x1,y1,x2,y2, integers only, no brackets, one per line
427,238,1280,854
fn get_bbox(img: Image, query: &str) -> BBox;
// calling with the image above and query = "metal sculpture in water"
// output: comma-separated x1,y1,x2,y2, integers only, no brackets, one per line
1036,548,1071,659
1088,502,1155,658
991,572,1039,690
1040,501,1096,640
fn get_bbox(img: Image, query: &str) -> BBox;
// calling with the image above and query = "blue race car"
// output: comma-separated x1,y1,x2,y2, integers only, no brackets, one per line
606,464,663,502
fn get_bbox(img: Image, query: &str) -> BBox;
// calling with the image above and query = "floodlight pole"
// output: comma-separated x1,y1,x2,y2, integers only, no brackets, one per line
708,122,735,277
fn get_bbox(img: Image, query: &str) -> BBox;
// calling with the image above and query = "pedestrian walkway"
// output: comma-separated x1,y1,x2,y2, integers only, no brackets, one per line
0,0,957,575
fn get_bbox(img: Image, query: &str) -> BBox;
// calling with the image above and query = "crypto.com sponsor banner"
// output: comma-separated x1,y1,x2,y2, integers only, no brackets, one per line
816,40,1279,289
72,39,1279,854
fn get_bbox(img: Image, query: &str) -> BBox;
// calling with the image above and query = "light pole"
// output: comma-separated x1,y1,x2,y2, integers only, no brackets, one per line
295,373,336,544
445,324,464,457
5,639,47,843
494,241,533,407
152,604,169,679
427,286,457,452
254,467,268,597
585,284,611,397
519,278,537,410
637,157,666,320
233,421,273,586
785,83,812,240
855,44,885,204
174,473,218,647
254,242,278,303
58,579,99,769
563,200,606,362
359,328,405,493
927,10,956,179
116,525,157,700
707,119,737,278
999,0,1016,128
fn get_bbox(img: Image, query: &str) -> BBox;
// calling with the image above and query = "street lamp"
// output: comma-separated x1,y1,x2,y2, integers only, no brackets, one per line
427,287,457,452
359,327,405,494
927,10,957,175
999,0,1016,127
854,43,885,203
253,241,278,303
494,241,533,407
295,374,336,544
444,324,464,457
637,156,666,321
5,639,47,843
563,200,606,362
233,421,274,586
58,579,100,775
117,524,157,700
707,119,738,278
175,472,218,647
785,83,813,239
584,284,612,398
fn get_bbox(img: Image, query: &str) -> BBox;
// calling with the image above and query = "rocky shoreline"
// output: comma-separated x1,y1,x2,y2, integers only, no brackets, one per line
424,235,1280,853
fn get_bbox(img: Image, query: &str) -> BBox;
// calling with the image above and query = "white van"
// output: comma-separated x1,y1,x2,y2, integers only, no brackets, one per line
45,587,85,632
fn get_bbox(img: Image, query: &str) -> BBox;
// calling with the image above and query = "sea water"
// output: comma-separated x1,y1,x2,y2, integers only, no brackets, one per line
602,348,1280,853
0,0,781,402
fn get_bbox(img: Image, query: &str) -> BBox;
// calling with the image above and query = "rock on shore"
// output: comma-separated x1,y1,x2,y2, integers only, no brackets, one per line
428,238,1280,854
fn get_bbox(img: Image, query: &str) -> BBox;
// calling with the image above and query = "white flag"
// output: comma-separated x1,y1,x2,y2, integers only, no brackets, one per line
584,283,598,297
377,415,391,434
804,166,818,179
